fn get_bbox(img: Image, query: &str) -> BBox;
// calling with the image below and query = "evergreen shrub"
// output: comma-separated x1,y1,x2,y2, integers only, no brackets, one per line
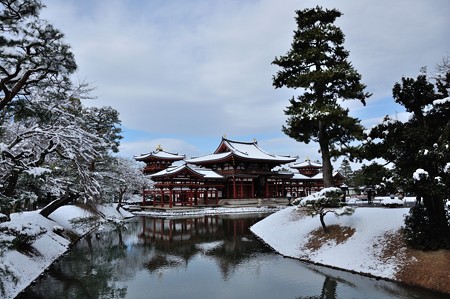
404,204,450,250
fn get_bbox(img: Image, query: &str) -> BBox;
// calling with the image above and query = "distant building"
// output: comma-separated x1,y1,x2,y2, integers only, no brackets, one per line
135,137,343,207
134,145,185,174
291,159,323,177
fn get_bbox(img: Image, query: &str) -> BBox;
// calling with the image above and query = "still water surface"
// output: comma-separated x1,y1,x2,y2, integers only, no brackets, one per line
19,213,447,299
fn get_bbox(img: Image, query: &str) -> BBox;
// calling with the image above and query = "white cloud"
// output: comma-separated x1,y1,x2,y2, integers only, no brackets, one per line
118,137,201,160
41,0,450,162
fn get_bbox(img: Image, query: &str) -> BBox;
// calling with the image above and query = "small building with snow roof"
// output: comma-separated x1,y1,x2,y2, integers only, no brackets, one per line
134,145,185,174
146,163,225,207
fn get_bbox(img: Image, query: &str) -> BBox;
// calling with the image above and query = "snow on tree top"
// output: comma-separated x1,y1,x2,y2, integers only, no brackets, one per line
444,163,450,173
433,97,450,105
413,168,429,181
25,167,51,177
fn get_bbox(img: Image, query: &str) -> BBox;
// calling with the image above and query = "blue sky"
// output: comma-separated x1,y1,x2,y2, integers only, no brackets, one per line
41,0,450,168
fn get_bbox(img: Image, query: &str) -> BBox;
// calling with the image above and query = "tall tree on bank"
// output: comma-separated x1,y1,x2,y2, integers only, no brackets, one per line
272,6,371,187
363,62,450,249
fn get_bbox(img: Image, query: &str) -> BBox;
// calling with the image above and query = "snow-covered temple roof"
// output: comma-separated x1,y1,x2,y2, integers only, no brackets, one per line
187,137,296,164
134,146,185,162
291,173,315,180
186,152,230,164
291,159,323,169
149,163,223,179
291,171,343,180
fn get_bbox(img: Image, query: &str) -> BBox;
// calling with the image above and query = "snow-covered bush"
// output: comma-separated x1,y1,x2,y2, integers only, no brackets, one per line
380,198,404,208
413,168,429,181
297,187,355,232
0,223,46,254
298,187,343,207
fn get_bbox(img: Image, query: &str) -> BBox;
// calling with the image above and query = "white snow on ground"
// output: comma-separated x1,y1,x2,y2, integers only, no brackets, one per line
0,204,131,299
347,196,415,205
133,206,283,218
47,205,98,236
379,197,405,206
1,211,71,299
96,204,134,220
250,206,409,280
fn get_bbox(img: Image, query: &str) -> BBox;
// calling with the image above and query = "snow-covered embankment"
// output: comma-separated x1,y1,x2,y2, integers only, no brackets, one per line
0,204,133,299
250,206,409,279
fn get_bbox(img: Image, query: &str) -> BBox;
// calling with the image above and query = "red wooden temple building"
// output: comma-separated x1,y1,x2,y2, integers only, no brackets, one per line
135,137,343,207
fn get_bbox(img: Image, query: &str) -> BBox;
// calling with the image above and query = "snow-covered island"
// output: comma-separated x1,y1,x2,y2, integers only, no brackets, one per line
251,204,450,295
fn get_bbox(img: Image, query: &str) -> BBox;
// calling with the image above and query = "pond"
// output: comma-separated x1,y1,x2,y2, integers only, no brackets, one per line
19,213,447,299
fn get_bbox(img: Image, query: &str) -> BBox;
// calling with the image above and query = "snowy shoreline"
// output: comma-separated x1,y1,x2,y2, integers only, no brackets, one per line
250,205,450,295
0,204,134,299
251,206,406,278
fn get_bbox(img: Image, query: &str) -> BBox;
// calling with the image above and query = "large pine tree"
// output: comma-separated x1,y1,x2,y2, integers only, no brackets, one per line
272,6,370,187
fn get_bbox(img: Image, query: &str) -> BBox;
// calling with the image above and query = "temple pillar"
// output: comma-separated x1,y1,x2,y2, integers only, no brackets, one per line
240,179,244,198
251,180,255,198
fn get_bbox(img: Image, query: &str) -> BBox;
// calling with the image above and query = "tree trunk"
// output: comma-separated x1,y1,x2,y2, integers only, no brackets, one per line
423,196,450,235
318,121,334,187
3,171,19,197
319,212,328,233
116,189,125,212
40,192,78,218
321,276,337,298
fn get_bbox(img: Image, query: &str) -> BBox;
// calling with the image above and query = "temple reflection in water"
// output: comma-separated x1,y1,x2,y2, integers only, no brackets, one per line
136,215,271,279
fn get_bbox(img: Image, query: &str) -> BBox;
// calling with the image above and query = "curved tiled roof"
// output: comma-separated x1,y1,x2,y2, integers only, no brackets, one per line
134,149,185,161
187,137,296,164
149,163,223,179
291,159,322,169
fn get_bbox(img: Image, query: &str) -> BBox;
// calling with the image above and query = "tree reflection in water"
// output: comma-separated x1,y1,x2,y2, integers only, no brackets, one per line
297,276,337,299
18,222,129,299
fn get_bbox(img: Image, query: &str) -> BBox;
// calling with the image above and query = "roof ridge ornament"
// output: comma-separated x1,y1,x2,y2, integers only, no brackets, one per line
156,144,163,151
